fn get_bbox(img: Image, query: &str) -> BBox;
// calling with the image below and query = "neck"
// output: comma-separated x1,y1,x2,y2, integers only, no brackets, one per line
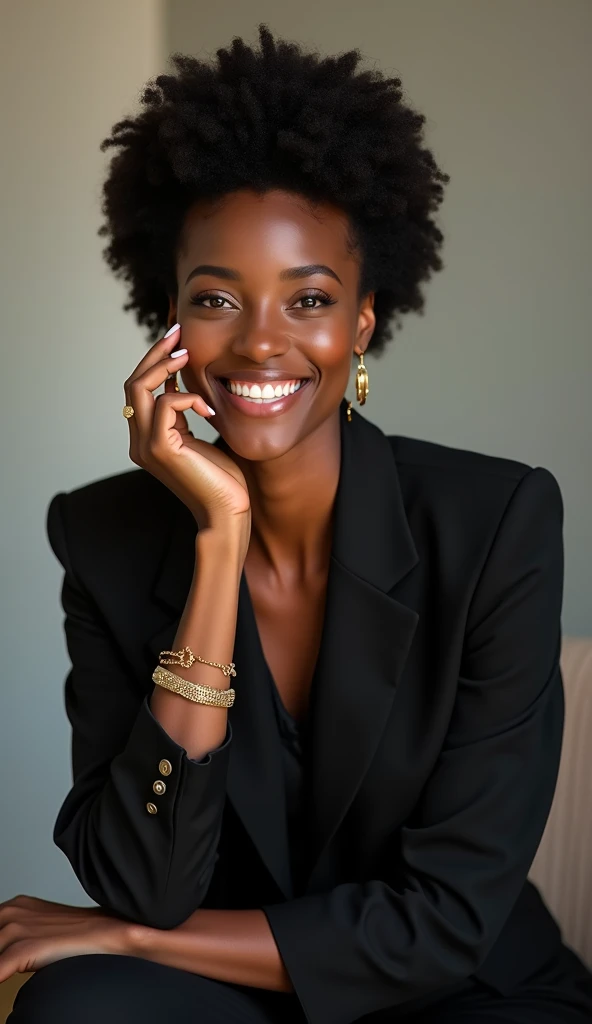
228,411,342,584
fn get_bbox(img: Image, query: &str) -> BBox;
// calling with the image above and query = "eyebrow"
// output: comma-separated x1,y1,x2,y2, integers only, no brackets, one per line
184,263,343,287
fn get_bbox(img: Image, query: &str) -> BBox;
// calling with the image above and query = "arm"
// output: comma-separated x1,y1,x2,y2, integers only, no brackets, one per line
118,467,564,1024
128,908,292,992
47,490,244,930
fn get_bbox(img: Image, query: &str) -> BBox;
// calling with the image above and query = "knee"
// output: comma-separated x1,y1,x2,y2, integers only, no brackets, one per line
7,954,146,1023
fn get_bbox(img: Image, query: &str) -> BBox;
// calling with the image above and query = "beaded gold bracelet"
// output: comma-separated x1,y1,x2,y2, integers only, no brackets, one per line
152,665,235,708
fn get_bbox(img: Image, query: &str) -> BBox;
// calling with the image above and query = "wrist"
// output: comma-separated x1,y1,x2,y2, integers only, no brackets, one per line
196,516,250,563
124,922,159,959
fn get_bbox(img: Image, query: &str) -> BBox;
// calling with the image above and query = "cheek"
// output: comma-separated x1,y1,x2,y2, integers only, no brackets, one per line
306,320,355,374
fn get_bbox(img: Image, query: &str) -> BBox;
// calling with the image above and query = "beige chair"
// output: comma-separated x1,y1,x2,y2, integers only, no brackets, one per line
1,635,591,1022
529,635,592,968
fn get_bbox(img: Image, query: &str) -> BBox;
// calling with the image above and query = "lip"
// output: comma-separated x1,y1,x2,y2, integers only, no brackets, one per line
211,376,312,418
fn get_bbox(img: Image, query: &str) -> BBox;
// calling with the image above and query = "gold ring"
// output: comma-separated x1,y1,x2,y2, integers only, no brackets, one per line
122,405,135,419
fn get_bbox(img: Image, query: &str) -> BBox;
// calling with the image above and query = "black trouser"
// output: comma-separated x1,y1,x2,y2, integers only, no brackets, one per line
8,942,592,1023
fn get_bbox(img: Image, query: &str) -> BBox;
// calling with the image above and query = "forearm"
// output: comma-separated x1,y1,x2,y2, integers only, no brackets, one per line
128,908,292,992
150,523,246,760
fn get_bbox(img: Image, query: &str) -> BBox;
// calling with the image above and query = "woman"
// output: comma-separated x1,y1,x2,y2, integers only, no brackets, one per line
3,23,592,1024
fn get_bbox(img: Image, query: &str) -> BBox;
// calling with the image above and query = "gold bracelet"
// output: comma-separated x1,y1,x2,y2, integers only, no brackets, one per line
159,645,236,678
152,665,235,708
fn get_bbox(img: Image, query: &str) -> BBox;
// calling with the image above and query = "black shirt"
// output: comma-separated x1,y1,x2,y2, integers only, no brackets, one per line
268,670,311,896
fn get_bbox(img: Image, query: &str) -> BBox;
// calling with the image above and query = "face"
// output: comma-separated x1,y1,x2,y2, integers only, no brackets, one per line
168,188,375,461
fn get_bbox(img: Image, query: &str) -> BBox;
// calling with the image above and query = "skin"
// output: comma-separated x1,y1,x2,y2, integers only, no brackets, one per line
0,187,375,988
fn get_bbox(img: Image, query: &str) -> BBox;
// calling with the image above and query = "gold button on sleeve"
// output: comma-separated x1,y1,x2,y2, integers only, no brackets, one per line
153,780,166,796
159,759,172,777
146,802,158,815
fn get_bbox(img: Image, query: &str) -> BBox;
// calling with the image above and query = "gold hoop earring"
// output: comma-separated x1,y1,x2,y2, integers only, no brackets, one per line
346,352,369,422
355,352,369,405
166,372,180,392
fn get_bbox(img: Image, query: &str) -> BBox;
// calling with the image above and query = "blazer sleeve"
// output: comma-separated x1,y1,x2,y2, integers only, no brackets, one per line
262,466,565,1024
47,490,232,930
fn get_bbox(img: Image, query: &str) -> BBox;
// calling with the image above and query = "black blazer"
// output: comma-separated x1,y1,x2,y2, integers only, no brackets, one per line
46,401,565,1024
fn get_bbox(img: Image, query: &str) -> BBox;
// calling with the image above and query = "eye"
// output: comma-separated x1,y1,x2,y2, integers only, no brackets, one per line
189,292,236,309
292,290,337,309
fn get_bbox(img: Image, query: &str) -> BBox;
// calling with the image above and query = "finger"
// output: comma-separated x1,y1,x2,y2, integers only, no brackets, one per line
124,323,182,400
0,951,22,984
152,392,215,449
163,369,194,436
127,348,190,439
123,324,184,436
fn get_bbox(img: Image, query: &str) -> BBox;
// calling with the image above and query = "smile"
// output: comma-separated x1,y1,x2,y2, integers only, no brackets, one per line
213,376,312,417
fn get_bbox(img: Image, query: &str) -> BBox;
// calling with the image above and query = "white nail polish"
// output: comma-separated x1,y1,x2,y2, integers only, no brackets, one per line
170,348,187,358
164,323,180,338
206,405,216,416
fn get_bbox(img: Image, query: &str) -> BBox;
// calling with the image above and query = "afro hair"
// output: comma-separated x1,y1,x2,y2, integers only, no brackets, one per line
98,23,450,356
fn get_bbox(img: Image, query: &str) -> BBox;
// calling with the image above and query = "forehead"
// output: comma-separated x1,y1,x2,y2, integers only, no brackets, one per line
178,188,357,266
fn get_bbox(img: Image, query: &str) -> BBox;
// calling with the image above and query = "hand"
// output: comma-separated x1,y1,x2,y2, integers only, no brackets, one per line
0,894,133,981
124,324,250,533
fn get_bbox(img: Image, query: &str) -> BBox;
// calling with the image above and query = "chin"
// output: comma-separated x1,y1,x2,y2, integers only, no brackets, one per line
218,421,307,464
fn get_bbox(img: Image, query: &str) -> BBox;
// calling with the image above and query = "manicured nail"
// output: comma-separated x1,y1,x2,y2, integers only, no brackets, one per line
164,323,180,338
206,405,216,416
170,348,187,358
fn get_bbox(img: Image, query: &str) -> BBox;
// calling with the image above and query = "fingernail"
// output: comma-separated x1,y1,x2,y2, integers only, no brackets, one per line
170,348,187,358
164,323,180,338
206,405,216,416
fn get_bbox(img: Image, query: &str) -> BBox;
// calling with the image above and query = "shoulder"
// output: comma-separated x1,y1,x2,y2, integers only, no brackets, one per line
45,467,178,577
388,433,563,519
386,434,564,577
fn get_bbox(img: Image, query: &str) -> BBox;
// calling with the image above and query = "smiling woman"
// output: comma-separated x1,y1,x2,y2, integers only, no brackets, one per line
5,20,592,1024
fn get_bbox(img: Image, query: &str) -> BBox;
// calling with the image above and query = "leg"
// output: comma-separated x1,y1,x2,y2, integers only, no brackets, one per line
6,954,305,1024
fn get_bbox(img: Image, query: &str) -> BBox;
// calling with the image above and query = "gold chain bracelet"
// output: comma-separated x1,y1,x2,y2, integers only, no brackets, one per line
159,645,236,678
152,665,235,708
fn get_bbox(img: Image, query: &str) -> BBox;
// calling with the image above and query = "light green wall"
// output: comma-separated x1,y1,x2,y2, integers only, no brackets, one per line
1,0,166,901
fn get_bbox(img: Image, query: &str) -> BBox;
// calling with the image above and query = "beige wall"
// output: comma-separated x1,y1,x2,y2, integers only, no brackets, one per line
1,0,590,901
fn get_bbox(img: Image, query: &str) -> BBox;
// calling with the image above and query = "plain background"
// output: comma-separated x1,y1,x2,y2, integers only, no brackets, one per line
1,0,590,904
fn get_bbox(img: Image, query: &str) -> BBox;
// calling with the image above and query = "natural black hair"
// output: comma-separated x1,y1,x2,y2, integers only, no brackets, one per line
98,23,450,356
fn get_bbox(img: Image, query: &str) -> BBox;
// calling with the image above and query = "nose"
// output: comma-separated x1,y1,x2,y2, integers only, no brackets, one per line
229,308,291,363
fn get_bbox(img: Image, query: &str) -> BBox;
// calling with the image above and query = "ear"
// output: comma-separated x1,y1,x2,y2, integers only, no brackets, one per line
354,292,375,357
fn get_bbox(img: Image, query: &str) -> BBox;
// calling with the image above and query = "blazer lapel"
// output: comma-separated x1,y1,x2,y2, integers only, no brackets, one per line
304,403,420,888
144,460,293,901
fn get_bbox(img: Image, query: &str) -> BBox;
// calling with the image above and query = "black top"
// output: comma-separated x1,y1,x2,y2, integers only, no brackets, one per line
268,670,311,897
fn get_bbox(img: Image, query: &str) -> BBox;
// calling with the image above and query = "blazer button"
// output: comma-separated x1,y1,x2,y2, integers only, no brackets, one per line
146,802,158,815
158,759,172,777
153,780,166,796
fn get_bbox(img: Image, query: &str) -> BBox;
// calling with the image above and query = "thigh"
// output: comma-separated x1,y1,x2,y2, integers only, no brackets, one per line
415,944,592,1024
7,954,305,1024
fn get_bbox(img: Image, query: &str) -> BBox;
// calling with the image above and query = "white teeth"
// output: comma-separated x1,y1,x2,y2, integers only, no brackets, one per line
224,378,307,401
